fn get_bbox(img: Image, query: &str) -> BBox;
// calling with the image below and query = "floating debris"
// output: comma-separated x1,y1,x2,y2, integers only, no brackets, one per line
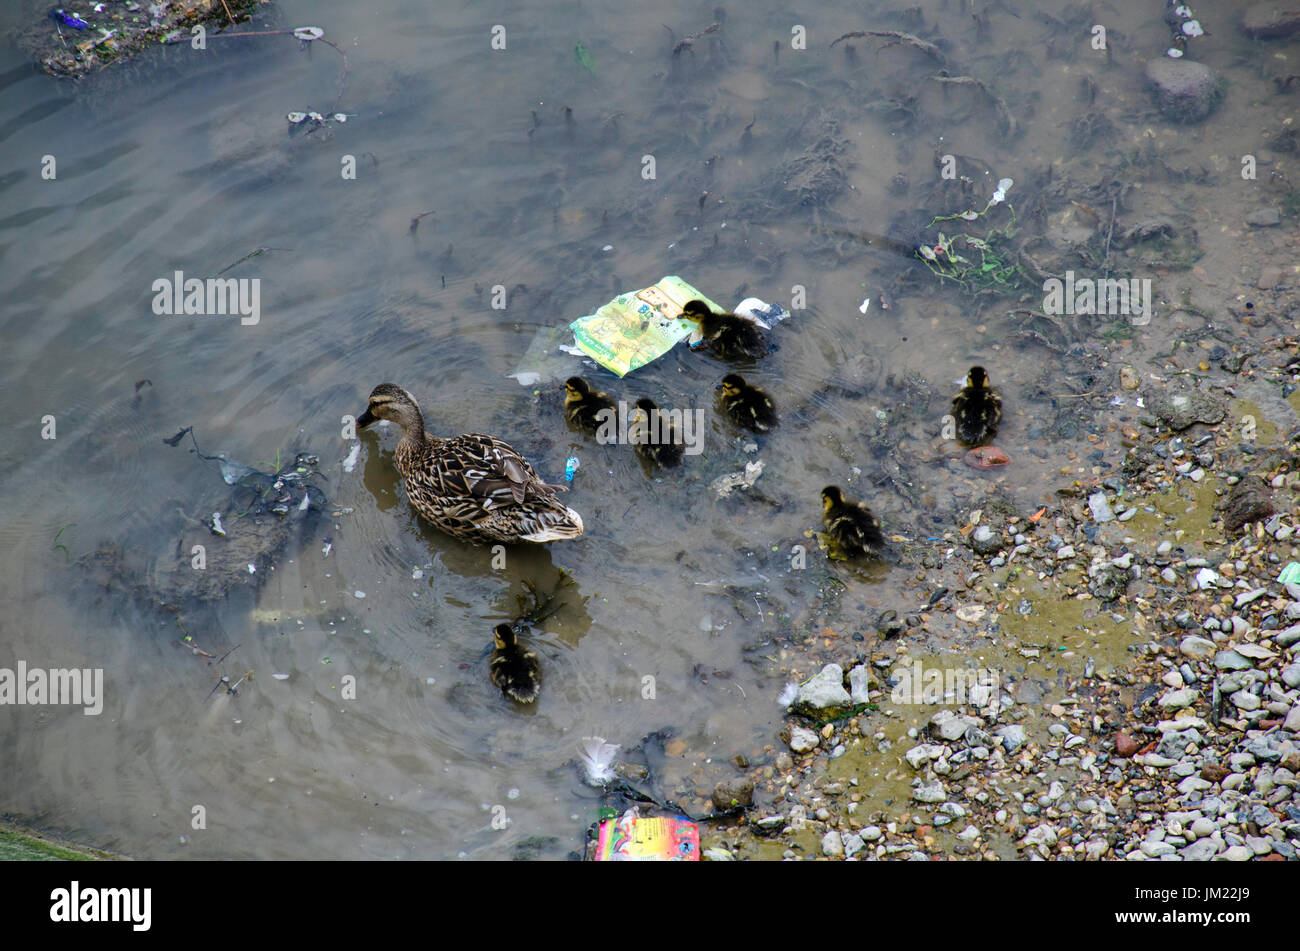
564,455,579,482
964,446,1010,470
28,0,264,77
48,8,89,29
293,26,325,42
287,111,309,124
209,512,226,537
579,736,619,786
710,460,765,498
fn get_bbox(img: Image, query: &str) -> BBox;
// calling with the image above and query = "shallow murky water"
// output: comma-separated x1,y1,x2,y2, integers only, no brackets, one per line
1,0,1294,858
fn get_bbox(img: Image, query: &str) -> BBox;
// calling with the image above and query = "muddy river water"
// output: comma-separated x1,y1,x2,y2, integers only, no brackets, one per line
1,0,1296,858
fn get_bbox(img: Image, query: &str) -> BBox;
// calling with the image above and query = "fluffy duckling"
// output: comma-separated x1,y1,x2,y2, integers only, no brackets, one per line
821,486,885,557
951,366,1002,447
563,376,617,434
631,397,685,467
490,623,540,703
681,299,768,360
717,374,778,432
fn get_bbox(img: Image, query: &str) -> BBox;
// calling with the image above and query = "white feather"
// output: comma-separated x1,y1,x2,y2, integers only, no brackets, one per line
579,735,619,786
777,682,799,707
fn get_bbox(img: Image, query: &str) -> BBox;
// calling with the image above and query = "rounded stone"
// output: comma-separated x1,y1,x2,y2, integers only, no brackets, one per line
1145,58,1218,123
1243,3,1300,38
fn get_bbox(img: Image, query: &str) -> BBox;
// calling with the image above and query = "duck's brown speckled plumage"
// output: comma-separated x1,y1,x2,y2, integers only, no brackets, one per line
357,383,584,544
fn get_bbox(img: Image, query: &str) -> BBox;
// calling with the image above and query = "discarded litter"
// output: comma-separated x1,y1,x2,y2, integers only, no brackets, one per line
1278,562,1300,585
513,281,789,382
508,324,586,387
564,455,580,482
592,808,699,861
568,276,712,377
48,8,89,29
710,459,765,498
579,736,620,786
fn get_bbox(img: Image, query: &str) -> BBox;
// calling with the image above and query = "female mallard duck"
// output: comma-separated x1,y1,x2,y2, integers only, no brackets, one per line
490,623,540,703
717,374,778,432
563,376,617,434
356,383,584,543
631,397,684,467
821,485,884,557
681,299,768,360
951,366,1002,446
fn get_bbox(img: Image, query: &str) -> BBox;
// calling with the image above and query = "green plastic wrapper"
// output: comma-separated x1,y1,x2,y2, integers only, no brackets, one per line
568,276,719,377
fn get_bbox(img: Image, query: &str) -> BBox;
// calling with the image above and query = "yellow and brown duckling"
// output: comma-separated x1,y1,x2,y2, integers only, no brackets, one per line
821,485,885,557
681,299,769,360
490,623,540,703
356,383,584,543
563,376,617,434
631,397,685,467
717,374,778,432
951,366,1002,447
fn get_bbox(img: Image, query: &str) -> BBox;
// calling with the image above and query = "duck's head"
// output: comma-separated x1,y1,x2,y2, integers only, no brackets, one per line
357,383,422,430
632,396,660,425
680,299,712,321
966,366,990,390
564,377,592,401
492,623,517,650
718,373,746,396
821,485,845,514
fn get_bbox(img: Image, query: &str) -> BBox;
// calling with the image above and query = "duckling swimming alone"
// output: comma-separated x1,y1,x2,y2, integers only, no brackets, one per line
356,383,584,543
717,374,778,432
821,485,885,557
951,366,1002,447
681,299,769,360
490,623,540,703
563,376,617,434
631,397,685,467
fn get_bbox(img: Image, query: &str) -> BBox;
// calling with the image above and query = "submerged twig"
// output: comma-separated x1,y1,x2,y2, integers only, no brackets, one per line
830,29,947,66
930,73,1015,136
213,246,292,278
1102,194,1118,279
672,22,719,55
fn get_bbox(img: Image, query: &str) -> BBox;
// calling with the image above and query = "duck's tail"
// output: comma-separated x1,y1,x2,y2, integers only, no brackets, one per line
520,504,585,542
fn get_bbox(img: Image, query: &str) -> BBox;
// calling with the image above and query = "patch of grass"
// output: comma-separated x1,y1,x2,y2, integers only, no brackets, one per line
0,821,123,861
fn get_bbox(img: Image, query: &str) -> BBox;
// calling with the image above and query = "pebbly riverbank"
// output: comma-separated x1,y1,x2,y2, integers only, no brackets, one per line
696,335,1300,861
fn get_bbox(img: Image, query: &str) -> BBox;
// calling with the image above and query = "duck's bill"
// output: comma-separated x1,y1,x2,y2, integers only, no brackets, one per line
356,408,376,428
